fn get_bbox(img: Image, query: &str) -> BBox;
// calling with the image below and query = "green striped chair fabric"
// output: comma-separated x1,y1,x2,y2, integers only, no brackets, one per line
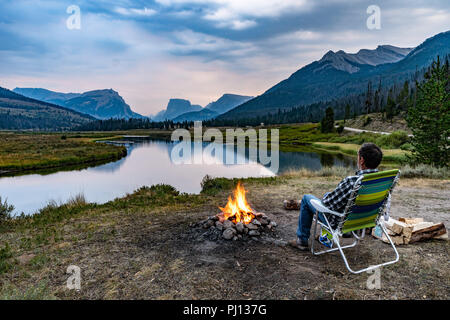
341,169,399,234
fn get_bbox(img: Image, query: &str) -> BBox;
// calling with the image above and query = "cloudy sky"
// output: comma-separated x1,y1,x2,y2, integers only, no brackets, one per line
0,0,449,115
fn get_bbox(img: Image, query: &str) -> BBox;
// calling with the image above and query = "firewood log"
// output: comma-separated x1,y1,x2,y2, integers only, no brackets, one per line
283,200,301,210
399,217,424,225
373,219,447,245
409,222,446,243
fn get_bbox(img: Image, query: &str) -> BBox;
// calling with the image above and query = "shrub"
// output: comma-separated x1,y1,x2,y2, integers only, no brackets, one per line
375,130,410,149
0,197,14,222
66,194,87,208
363,116,372,126
336,125,344,134
400,164,450,179
400,143,414,151
201,175,233,195
0,242,13,274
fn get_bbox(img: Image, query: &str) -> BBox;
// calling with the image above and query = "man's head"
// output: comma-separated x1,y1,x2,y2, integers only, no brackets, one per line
358,143,383,170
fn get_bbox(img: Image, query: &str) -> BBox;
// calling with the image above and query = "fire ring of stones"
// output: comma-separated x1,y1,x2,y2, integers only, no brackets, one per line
191,212,278,242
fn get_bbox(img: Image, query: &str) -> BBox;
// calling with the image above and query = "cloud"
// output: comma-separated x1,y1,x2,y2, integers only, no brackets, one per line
115,7,157,16
156,0,312,18
156,0,312,29
0,0,449,116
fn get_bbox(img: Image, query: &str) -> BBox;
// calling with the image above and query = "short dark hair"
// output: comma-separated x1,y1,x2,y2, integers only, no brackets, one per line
358,143,383,169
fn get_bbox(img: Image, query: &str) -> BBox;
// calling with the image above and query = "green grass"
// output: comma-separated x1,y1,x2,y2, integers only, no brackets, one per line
399,164,450,179
0,281,57,300
200,174,283,196
0,132,127,173
311,142,409,162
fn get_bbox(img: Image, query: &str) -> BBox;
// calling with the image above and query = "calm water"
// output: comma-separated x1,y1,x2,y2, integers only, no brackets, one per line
0,140,355,215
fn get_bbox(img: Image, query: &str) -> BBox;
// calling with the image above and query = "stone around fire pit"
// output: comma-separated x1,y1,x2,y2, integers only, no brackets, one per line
246,222,259,230
193,212,278,241
223,220,233,229
222,228,236,240
235,222,244,233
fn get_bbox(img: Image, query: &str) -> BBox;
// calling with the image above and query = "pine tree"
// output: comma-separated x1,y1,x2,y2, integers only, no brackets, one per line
407,56,450,166
320,107,335,133
344,104,350,123
365,81,373,114
385,88,396,120
374,78,382,112
396,80,410,112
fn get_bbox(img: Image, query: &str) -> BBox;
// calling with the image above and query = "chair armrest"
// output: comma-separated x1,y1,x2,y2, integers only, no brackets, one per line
310,199,345,217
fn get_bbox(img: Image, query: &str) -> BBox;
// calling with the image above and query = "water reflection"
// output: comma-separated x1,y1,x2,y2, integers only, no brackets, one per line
0,140,355,215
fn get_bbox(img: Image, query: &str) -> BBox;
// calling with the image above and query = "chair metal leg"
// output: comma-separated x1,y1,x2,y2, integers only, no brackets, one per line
310,214,399,274
311,210,358,256
310,210,319,255
335,222,400,274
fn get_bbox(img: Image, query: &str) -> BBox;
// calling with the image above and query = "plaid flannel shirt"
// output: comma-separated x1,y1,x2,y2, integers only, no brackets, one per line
321,168,378,229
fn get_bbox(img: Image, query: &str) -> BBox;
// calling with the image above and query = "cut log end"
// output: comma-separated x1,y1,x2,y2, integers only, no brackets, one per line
374,218,447,245
283,199,301,210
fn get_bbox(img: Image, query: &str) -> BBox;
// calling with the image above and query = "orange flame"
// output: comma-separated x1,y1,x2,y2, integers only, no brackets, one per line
219,182,255,224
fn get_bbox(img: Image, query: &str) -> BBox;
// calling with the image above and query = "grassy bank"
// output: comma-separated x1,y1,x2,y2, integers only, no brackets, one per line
276,123,411,161
311,142,408,162
0,168,448,300
0,132,127,174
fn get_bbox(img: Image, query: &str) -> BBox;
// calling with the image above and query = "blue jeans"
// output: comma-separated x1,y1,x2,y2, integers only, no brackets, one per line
296,194,327,243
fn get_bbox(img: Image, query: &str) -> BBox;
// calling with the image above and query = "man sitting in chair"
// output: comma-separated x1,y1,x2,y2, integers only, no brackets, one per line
289,143,383,250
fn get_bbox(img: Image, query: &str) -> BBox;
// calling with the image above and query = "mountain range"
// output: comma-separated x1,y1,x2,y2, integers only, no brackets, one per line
0,87,94,130
3,30,449,129
152,99,203,121
218,30,450,121
13,88,144,120
156,94,254,122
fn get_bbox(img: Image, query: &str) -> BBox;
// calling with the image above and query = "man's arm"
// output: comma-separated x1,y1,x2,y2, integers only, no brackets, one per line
322,177,355,212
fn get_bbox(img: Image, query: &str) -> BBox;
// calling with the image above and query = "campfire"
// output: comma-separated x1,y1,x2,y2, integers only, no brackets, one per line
193,182,278,241
217,182,255,225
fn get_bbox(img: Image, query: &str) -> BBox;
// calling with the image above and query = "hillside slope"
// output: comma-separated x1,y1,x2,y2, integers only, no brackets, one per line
205,94,254,114
63,89,144,120
13,88,81,106
0,87,94,130
13,88,145,120
218,31,449,120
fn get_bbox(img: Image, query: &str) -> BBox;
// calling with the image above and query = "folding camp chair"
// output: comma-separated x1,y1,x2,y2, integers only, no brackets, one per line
310,169,401,274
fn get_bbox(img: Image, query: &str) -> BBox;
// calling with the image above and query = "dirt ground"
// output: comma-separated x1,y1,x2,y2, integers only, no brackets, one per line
1,176,449,300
